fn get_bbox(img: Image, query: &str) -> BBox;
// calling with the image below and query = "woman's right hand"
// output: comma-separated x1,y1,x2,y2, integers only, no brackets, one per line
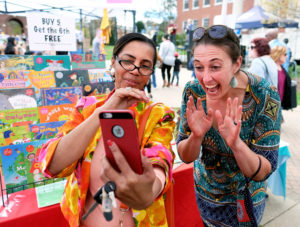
186,96,213,137
101,87,149,110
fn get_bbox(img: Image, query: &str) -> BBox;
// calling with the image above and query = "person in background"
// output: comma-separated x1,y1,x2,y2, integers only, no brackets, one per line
265,29,290,71
159,34,175,87
39,33,175,227
4,37,18,55
270,46,293,111
177,25,281,226
167,19,177,45
92,28,104,55
283,38,292,65
171,52,182,86
248,37,278,88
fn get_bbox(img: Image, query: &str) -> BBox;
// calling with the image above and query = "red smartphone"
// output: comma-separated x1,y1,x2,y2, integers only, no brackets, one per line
99,110,143,174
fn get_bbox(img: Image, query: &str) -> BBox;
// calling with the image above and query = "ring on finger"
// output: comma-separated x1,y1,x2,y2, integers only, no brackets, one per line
233,121,237,126
125,87,131,91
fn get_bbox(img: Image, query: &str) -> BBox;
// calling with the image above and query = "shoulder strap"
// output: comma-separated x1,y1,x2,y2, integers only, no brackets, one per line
259,57,269,77
138,102,162,146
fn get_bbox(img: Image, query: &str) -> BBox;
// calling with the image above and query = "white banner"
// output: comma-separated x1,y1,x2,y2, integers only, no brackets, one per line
26,13,76,51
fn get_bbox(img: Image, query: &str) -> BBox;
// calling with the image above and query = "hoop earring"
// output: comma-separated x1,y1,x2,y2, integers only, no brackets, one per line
230,76,237,88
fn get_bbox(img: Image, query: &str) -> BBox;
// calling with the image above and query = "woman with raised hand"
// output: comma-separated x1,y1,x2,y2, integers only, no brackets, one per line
177,25,281,226
39,33,175,227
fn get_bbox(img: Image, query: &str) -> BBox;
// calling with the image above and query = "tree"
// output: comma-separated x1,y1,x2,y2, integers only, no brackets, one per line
161,0,177,20
261,0,299,19
136,21,145,33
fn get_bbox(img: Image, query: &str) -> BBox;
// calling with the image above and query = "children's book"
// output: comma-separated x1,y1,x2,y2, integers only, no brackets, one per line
82,81,115,96
0,107,39,128
29,121,66,140
71,53,106,69
0,88,37,110
87,68,113,83
0,70,26,89
34,55,71,71
41,87,82,106
0,125,31,146
38,103,76,123
0,55,34,71
54,70,90,87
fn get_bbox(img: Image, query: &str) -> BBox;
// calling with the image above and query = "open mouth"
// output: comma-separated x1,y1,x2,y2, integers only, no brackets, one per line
205,84,219,94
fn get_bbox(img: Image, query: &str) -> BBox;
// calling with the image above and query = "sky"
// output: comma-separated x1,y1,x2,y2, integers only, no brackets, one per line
2,0,165,24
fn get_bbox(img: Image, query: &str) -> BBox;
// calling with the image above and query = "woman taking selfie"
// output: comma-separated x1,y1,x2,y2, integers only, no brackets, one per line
39,33,175,227
177,25,281,226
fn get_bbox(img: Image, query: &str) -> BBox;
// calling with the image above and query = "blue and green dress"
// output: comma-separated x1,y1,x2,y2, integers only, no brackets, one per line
177,72,281,226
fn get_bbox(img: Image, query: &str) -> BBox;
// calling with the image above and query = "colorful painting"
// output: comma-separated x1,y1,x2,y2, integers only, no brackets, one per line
34,55,71,71
41,87,82,106
54,70,90,87
0,70,26,89
0,125,31,146
38,103,76,123
0,88,37,110
71,53,106,69
29,121,66,140
82,81,115,96
88,68,113,83
0,140,48,193
0,107,39,128
0,55,34,71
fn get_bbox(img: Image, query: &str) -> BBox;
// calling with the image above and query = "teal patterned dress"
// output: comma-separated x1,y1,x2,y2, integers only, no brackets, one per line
177,72,281,226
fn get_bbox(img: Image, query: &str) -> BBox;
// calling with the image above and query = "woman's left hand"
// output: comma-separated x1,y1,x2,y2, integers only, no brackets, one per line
215,97,242,149
100,141,158,210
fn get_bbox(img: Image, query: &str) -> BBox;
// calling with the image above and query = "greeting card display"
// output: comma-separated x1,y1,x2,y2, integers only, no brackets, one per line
34,55,71,71
41,86,82,106
54,70,89,87
0,88,37,110
0,55,34,71
71,53,106,70
30,121,66,140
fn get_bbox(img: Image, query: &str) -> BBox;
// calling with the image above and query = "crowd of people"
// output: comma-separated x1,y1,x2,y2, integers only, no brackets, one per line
1,19,295,226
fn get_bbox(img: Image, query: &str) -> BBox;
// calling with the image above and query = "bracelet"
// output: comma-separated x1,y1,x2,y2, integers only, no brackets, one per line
249,156,262,181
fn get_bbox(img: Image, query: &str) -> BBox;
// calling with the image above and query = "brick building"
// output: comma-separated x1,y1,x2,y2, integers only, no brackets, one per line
176,0,255,33
0,15,27,36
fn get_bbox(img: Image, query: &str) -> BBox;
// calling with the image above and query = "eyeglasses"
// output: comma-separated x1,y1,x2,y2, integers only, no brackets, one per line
193,25,239,46
115,56,153,76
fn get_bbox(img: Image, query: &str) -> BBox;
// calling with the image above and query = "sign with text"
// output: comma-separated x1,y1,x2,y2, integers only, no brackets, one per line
26,13,76,51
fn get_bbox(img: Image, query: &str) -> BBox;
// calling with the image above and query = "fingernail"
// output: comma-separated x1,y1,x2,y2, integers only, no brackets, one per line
107,140,113,147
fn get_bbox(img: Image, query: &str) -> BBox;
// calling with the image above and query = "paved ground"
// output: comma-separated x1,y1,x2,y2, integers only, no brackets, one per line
151,67,300,227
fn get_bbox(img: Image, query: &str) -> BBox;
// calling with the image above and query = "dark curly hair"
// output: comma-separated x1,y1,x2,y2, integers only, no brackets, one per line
251,37,270,57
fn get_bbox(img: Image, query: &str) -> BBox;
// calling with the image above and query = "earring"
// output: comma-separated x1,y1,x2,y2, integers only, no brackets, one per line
110,68,115,81
230,76,237,88
110,67,115,76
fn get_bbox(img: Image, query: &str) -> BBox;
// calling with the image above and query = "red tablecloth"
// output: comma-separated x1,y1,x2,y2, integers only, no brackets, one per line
0,163,203,227
173,163,204,227
0,188,68,227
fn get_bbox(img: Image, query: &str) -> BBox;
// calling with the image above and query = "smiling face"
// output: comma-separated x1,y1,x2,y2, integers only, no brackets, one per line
193,44,241,100
111,40,154,90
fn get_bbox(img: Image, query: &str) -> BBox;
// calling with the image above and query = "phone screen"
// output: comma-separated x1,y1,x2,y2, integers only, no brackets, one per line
99,110,143,174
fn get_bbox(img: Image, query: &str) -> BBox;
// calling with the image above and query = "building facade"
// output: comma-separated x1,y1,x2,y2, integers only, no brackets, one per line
176,0,255,33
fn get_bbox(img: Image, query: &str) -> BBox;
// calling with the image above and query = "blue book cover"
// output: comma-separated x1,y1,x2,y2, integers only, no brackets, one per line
41,86,82,106
29,121,66,140
34,55,71,71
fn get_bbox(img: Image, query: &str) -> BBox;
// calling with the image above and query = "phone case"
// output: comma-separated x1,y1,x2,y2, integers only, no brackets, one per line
99,110,143,174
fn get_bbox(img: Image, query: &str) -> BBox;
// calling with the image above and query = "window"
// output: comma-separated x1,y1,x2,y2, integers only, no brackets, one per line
203,0,210,6
215,0,222,4
183,21,187,31
193,20,199,29
183,0,189,10
193,0,199,8
202,18,209,28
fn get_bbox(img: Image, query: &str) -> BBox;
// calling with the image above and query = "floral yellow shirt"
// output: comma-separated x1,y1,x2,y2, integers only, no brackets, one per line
39,92,175,227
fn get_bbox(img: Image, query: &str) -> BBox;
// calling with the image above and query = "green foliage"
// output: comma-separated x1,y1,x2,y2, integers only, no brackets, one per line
176,33,186,47
104,45,114,61
136,21,145,33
